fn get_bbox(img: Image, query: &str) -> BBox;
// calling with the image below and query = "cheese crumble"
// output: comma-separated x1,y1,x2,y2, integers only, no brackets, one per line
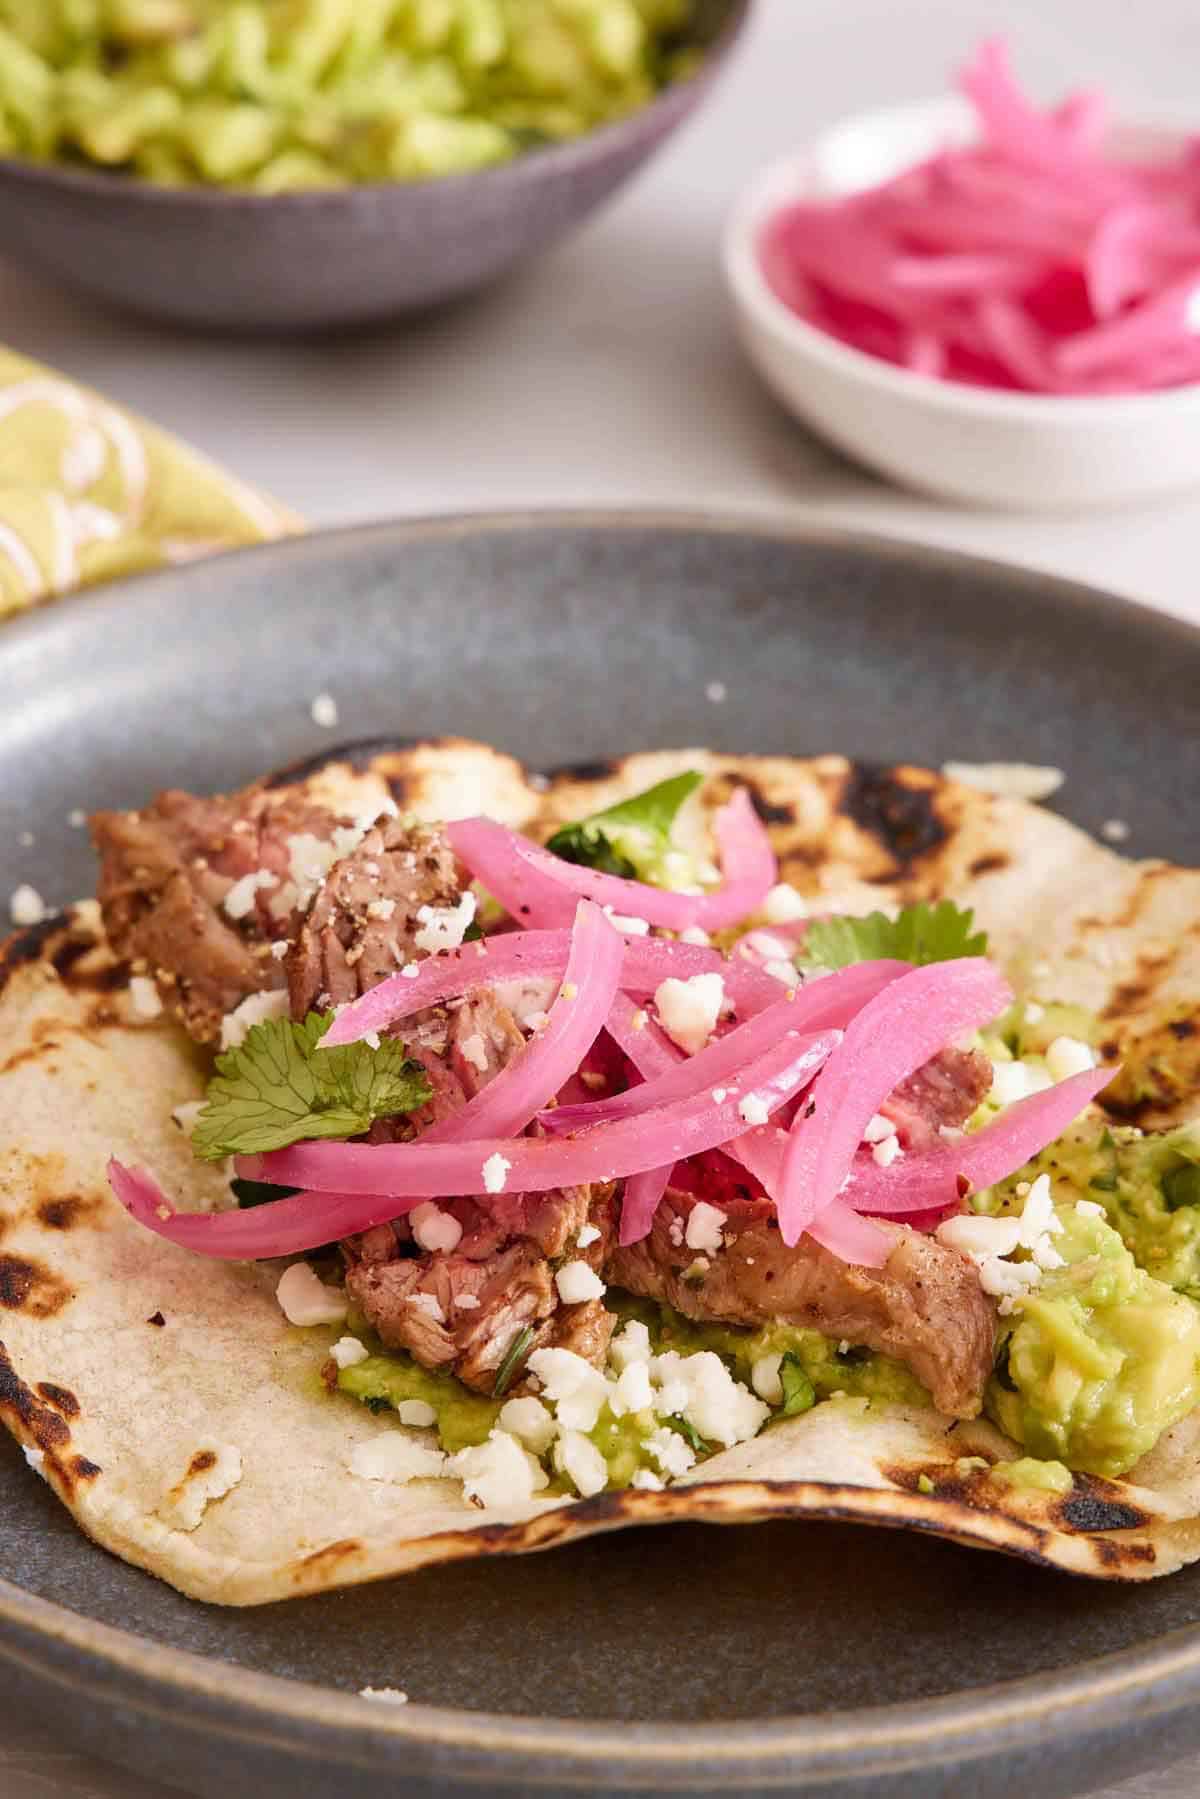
9,884,46,927
654,972,724,1055
276,1263,347,1327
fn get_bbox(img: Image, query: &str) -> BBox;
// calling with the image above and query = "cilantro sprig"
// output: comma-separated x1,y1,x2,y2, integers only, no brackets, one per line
779,1353,816,1416
545,771,704,882
191,1011,431,1163
798,900,987,975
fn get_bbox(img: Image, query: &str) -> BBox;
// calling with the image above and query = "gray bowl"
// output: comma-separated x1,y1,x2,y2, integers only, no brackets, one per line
0,0,747,334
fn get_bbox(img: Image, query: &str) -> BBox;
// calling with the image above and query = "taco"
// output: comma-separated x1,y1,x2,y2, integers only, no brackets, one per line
2,741,1200,1604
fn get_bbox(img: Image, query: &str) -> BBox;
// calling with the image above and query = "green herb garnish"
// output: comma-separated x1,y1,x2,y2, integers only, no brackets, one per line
1164,1165,1200,1212
779,1352,816,1417
665,1413,710,1455
493,1325,535,1397
799,901,987,974
545,771,704,883
192,1011,431,1162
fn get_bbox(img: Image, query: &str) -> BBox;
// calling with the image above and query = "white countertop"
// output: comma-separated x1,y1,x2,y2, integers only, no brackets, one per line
1,2,1198,1795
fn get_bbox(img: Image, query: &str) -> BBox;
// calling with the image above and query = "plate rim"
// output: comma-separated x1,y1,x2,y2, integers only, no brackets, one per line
4,504,1200,1788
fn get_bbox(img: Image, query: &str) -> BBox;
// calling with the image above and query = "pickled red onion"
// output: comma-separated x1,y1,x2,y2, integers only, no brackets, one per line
692,789,777,929
448,817,700,932
762,36,1200,395
776,960,1012,1246
322,929,783,1050
422,900,622,1144
546,961,905,1135
620,1166,674,1246
109,1032,839,1258
841,1062,1116,1215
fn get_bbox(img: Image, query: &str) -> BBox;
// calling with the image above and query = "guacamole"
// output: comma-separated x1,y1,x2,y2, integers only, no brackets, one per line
987,1207,1200,1477
617,1296,930,1411
984,1117,1200,1299
0,0,701,191
337,1293,929,1491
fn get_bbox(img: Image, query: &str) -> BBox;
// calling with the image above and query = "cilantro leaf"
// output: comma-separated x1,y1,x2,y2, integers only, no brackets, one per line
798,900,987,974
779,1352,816,1417
191,1011,431,1162
665,1413,711,1455
545,771,704,884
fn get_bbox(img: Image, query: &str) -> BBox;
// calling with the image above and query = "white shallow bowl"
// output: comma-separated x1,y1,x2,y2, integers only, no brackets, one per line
723,94,1200,510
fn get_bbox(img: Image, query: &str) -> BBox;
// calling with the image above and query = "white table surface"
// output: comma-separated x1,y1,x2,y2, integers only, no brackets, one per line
2,1,1199,1794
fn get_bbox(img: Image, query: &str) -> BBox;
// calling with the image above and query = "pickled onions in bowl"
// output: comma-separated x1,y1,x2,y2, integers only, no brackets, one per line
761,38,1200,395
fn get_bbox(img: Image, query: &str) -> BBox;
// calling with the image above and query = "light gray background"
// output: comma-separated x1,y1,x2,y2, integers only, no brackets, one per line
2,0,1199,1792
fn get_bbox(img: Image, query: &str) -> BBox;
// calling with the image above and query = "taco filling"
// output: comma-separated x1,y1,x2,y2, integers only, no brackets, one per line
86,754,1200,1516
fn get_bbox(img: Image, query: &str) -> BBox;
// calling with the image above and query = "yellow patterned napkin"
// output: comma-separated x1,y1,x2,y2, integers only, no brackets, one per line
0,346,299,618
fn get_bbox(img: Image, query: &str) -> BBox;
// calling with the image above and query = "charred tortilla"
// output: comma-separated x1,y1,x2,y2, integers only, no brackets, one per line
1,742,1199,1602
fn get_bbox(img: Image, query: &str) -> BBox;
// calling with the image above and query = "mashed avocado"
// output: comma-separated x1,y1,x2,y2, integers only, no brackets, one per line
986,1207,1200,1478
0,0,701,191
985,1118,1200,1298
338,1352,502,1451
337,1294,928,1488
611,1294,930,1410
990,1456,1074,1494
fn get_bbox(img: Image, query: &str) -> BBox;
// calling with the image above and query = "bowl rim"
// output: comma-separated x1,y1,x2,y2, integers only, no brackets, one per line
722,90,1200,421
0,0,751,210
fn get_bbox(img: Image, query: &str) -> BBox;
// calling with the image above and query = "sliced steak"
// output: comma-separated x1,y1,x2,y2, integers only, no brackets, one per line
91,773,467,1047
882,1045,992,1149
90,783,339,1044
286,817,465,1015
608,1190,996,1419
344,1184,617,1393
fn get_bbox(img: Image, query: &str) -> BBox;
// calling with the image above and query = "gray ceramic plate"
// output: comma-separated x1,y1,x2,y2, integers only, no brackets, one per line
1,512,1199,1799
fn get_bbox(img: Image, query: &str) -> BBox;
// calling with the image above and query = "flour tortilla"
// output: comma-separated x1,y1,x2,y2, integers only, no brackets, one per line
1,741,1199,1604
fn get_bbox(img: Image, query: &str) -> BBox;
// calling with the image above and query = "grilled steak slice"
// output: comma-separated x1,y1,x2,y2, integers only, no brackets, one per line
344,1184,617,1393
286,818,465,1015
91,773,468,1047
90,783,339,1044
342,981,618,1389
882,1045,992,1148
608,1191,996,1418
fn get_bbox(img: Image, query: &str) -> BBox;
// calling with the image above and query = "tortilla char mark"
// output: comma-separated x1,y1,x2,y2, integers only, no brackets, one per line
36,1382,80,1419
0,1345,72,1450
0,1255,72,1318
0,914,73,1001
35,1194,101,1233
839,762,950,869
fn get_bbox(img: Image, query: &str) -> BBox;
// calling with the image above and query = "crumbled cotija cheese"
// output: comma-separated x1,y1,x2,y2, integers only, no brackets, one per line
410,1202,464,1254
220,989,290,1051
128,974,163,1020
762,882,808,924
9,884,45,927
222,868,278,920
349,1436,447,1484
414,892,476,954
685,1201,726,1253
554,1430,607,1498
396,1400,438,1429
555,1261,606,1304
448,1431,548,1508
498,1396,557,1455
481,1153,511,1194
653,973,724,1055
276,1262,347,1327
330,1336,369,1369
